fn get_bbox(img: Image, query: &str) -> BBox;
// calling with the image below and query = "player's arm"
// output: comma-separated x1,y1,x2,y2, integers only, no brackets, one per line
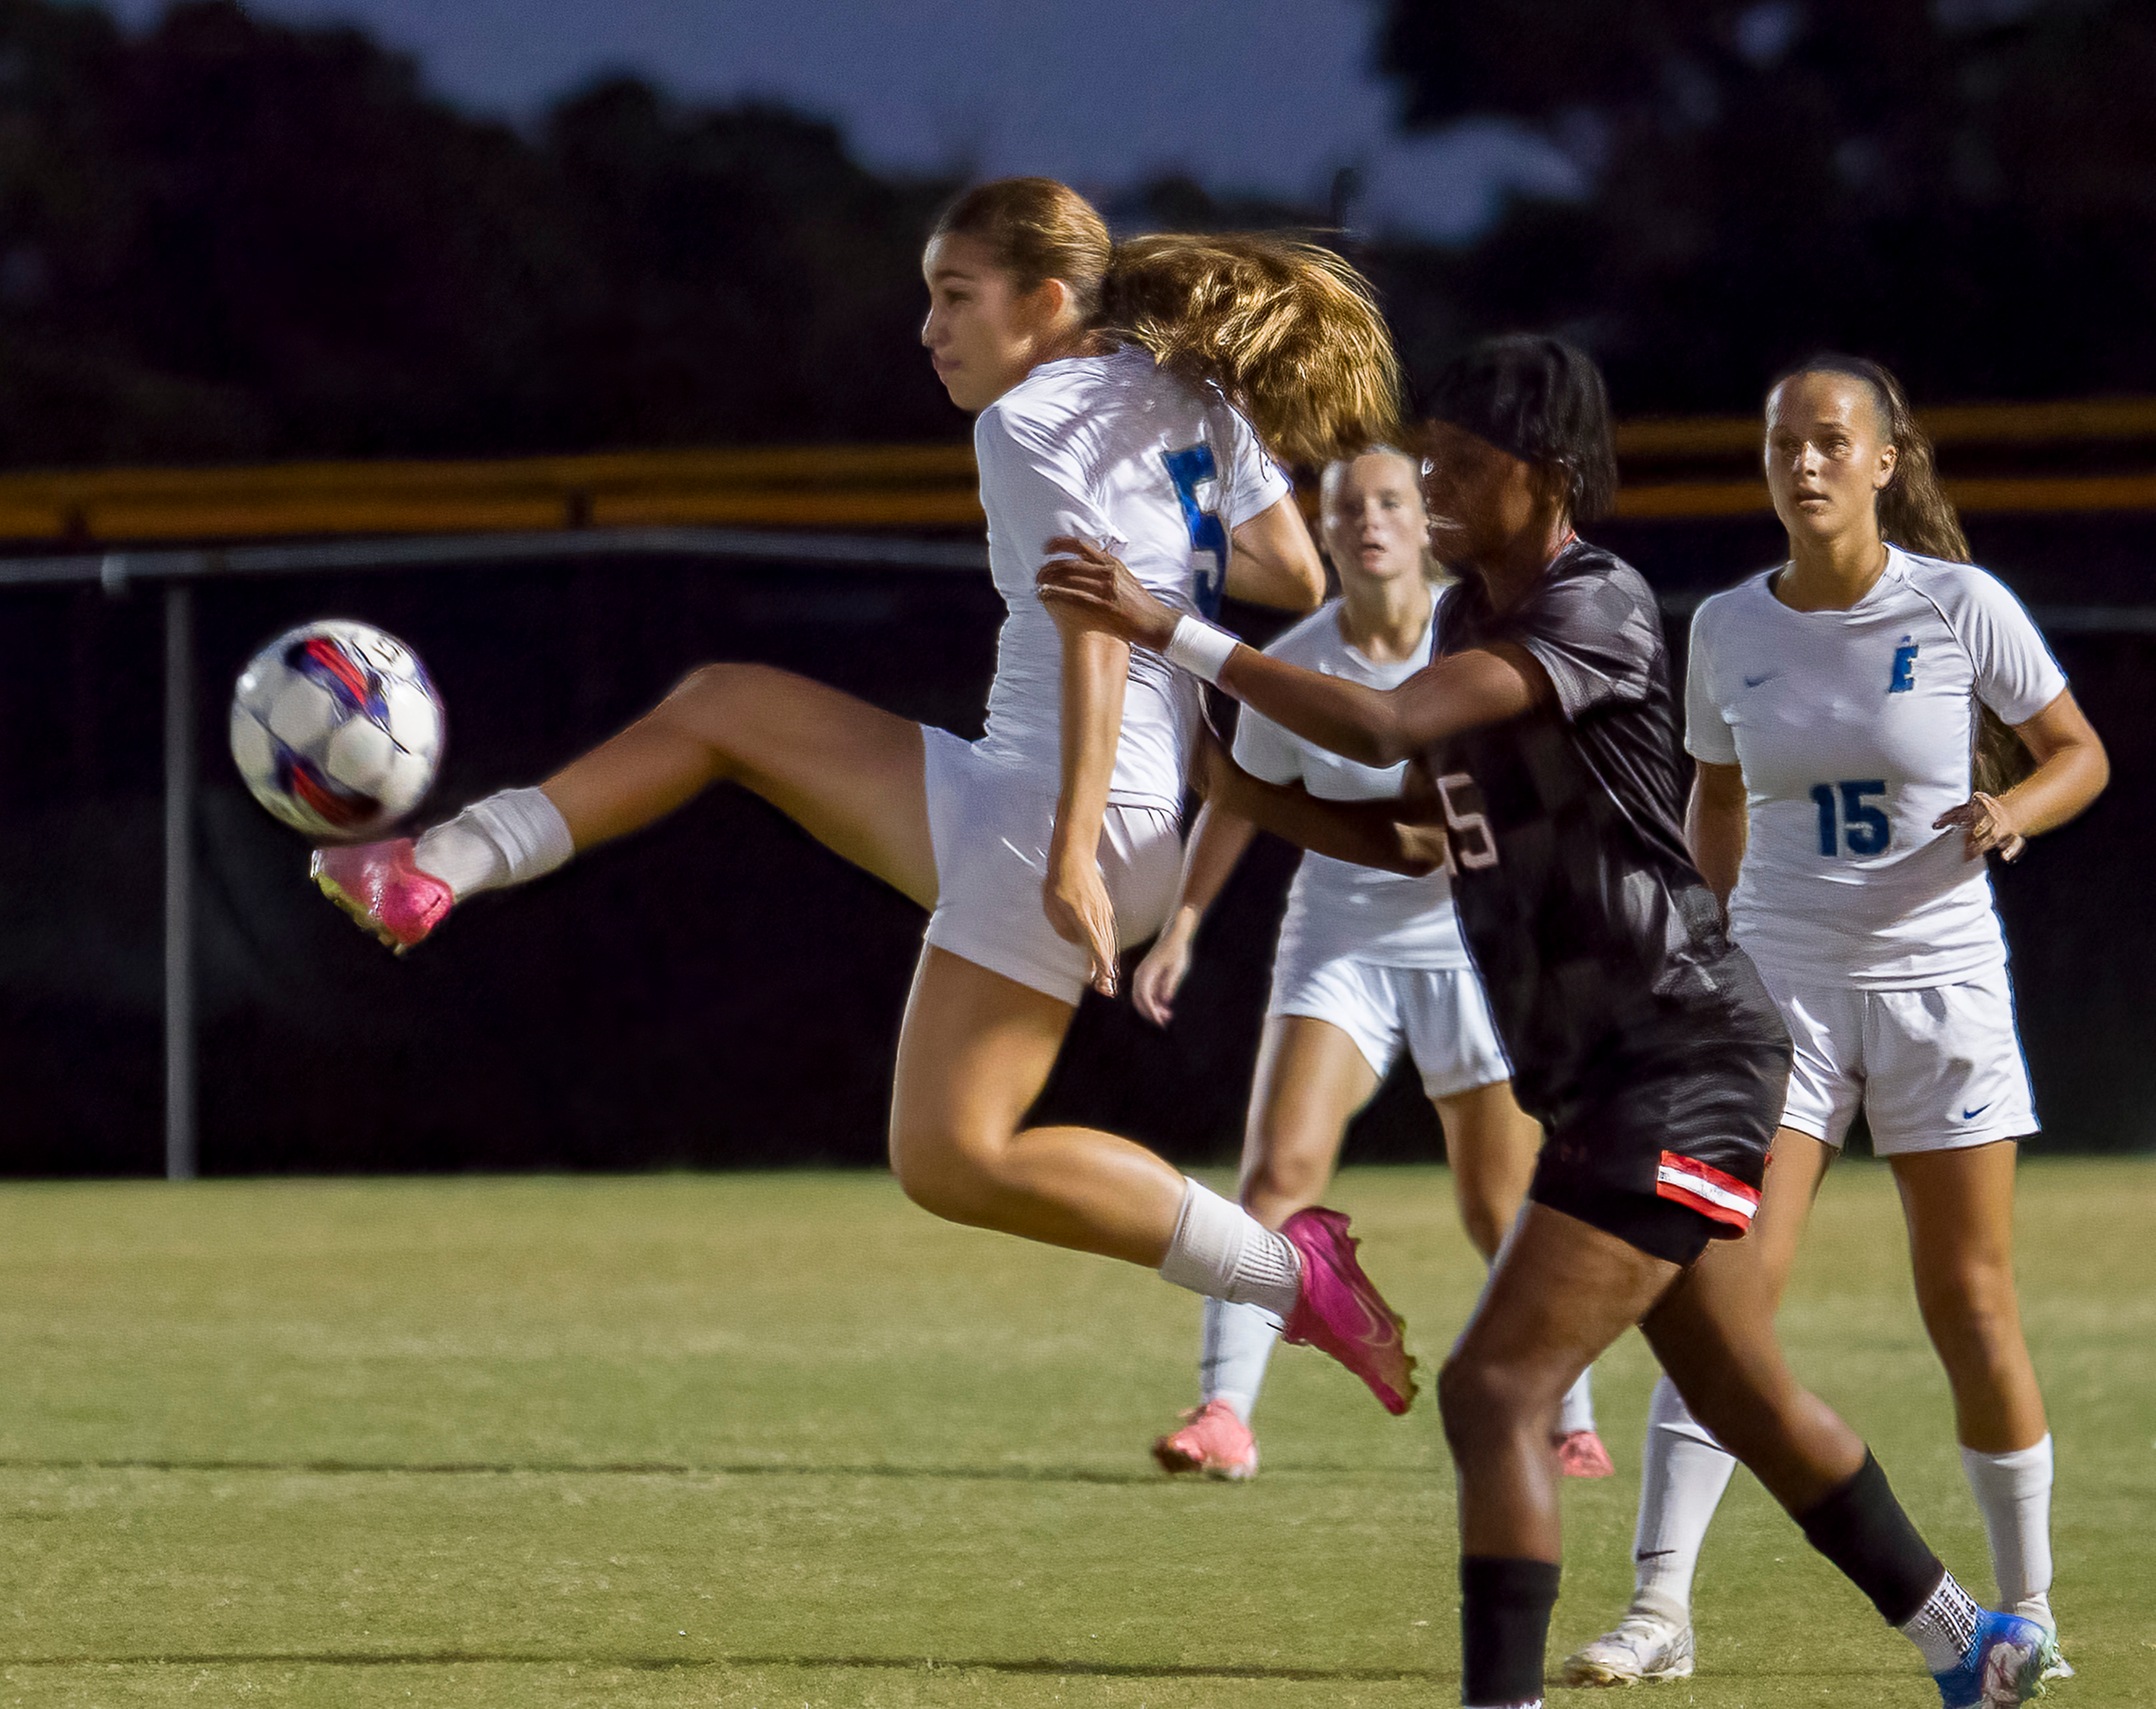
1130,799,1257,1025
1222,494,1326,613
1191,729,1446,878
1046,620,1130,996
1685,760,1748,911
1935,688,2109,860
1037,539,1548,766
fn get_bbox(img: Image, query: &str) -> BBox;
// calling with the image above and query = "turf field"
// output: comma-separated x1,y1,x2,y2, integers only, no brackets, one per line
0,1161,2147,1707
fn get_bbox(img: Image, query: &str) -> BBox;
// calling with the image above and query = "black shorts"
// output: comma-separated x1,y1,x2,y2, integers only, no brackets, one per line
1527,1024,1792,1267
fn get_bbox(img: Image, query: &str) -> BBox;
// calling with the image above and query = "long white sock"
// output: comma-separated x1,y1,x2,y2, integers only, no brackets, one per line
1557,1368,1596,1437
1630,1374,1738,1623
1961,1435,2054,1621
1199,1296,1282,1422
1899,1569,1983,1674
414,787,575,901
1158,1179,1301,1318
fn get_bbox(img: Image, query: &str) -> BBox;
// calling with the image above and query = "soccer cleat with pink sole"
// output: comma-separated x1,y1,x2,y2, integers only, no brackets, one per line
1152,1399,1259,1481
1556,1427,1616,1478
311,839,454,952
1278,1206,1418,1415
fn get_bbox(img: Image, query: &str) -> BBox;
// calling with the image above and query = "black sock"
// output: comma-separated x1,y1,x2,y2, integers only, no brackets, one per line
1460,1555,1560,1706
1795,1451,1944,1627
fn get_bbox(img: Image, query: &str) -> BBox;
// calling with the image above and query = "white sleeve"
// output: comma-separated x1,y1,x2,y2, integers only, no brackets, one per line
1230,705,1304,786
1953,568,2068,726
1218,403,1292,529
973,407,1121,564
1682,601,1740,766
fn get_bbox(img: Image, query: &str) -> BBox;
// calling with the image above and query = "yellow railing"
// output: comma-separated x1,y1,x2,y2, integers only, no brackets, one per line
4,396,2155,546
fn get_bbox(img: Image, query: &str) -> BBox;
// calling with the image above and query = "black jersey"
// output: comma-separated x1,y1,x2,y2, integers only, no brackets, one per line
1426,541,1787,1163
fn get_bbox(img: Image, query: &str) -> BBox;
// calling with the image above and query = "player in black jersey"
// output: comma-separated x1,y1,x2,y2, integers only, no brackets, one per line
1040,337,2053,1708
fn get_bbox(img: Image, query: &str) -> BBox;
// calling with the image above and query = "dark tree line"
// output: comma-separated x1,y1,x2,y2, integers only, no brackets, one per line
1375,0,2156,411
0,0,958,465
0,0,2150,467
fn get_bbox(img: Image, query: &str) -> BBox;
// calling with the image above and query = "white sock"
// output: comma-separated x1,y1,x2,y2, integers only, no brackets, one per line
1199,1296,1282,1422
1158,1179,1302,1318
1630,1374,1738,1624
1961,1435,2054,1621
1899,1569,1983,1674
414,787,575,901
1557,1368,1596,1437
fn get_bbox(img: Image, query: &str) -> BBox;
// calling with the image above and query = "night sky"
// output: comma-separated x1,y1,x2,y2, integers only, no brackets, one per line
103,0,1578,241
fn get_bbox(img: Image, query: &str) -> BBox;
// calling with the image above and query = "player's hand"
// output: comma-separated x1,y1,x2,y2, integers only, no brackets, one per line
1037,537,1178,652
1044,849,1120,997
1132,912,1198,1026
1935,790,2027,863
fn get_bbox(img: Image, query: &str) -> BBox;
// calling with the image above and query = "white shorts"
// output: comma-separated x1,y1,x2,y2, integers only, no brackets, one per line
920,726,1182,1006
1756,963,2038,1156
1267,952,1512,1099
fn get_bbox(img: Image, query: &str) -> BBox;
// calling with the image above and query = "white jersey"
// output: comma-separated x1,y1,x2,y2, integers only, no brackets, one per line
973,346,1290,812
1685,546,2067,988
1232,600,1472,971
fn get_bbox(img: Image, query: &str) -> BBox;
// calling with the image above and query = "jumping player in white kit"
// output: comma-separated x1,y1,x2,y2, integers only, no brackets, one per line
310,177,1422,1414
1564,355,2109,1689
1136,446,1606,1482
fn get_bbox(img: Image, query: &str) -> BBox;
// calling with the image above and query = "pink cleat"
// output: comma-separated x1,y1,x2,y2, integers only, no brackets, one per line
1278,1206,1418,1416
1556,1428,1616,1479
310,838,454,952
1152,1399,1259,1481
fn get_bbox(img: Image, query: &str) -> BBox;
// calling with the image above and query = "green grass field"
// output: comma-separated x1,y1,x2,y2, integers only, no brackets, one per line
0,1161,2147,1707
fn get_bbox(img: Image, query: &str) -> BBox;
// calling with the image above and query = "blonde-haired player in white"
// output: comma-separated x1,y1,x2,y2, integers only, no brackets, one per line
1565,354,2108,1688
312,177,1427,1415
1134,446,1608,1481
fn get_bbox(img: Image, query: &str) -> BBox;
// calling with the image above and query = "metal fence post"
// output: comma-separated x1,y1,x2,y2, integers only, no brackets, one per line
163,579,196,1181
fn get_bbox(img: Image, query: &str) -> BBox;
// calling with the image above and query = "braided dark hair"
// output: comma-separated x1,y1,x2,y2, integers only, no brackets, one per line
1422,334,1618,522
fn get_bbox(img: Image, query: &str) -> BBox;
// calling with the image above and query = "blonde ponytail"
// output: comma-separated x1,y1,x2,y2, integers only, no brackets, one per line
1101,234,1402,468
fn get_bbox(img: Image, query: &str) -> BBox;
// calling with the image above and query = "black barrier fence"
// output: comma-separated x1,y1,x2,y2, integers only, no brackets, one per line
0,516,2148,1178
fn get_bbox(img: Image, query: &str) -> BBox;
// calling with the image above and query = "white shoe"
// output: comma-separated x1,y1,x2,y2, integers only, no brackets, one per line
1561,1612,1696,1686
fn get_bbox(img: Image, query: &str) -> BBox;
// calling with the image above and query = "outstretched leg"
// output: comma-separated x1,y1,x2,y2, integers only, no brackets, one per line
536,664,938,904
1645,1226,2054,1699
1565,1127,1834,1685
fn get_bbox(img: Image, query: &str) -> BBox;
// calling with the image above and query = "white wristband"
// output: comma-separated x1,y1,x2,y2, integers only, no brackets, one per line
1164,615,1240,686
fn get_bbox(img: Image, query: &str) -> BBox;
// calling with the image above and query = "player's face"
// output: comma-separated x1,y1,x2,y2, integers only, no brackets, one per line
1419,421,1550,572
919,234,1062,412
1320,451,1427,589
1763,372,1898,544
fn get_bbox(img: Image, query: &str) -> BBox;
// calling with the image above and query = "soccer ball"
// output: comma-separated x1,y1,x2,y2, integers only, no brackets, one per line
229,620,444,841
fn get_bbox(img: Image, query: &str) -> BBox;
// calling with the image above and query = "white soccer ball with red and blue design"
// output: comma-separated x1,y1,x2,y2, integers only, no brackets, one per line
228,620,444,841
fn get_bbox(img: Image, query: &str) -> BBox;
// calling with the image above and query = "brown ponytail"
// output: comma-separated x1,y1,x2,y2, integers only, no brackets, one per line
1773,353,2030,797
933,179,1401,469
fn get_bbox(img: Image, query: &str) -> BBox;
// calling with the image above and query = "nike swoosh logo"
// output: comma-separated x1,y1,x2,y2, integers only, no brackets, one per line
1636,1549,1678,1560
1962,1103,1991,1121
1743,672,1778,688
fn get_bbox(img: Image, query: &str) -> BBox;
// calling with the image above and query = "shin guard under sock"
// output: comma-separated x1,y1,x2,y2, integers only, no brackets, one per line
1795,1451,1944,1628
1460,1555,1560,1707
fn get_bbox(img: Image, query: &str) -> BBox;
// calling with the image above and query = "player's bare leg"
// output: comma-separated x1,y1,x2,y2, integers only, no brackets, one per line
1444,1193,2050,1705
315,665,937,946
1565,1127,1833,1684
1436,1080,1609,1478
1646,1217,2054,1706
540,663,938,903
888,949,1416,1411
1894,1141,2060,1656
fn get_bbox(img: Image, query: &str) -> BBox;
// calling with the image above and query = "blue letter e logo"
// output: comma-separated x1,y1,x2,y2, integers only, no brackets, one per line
1888,638,1918,694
